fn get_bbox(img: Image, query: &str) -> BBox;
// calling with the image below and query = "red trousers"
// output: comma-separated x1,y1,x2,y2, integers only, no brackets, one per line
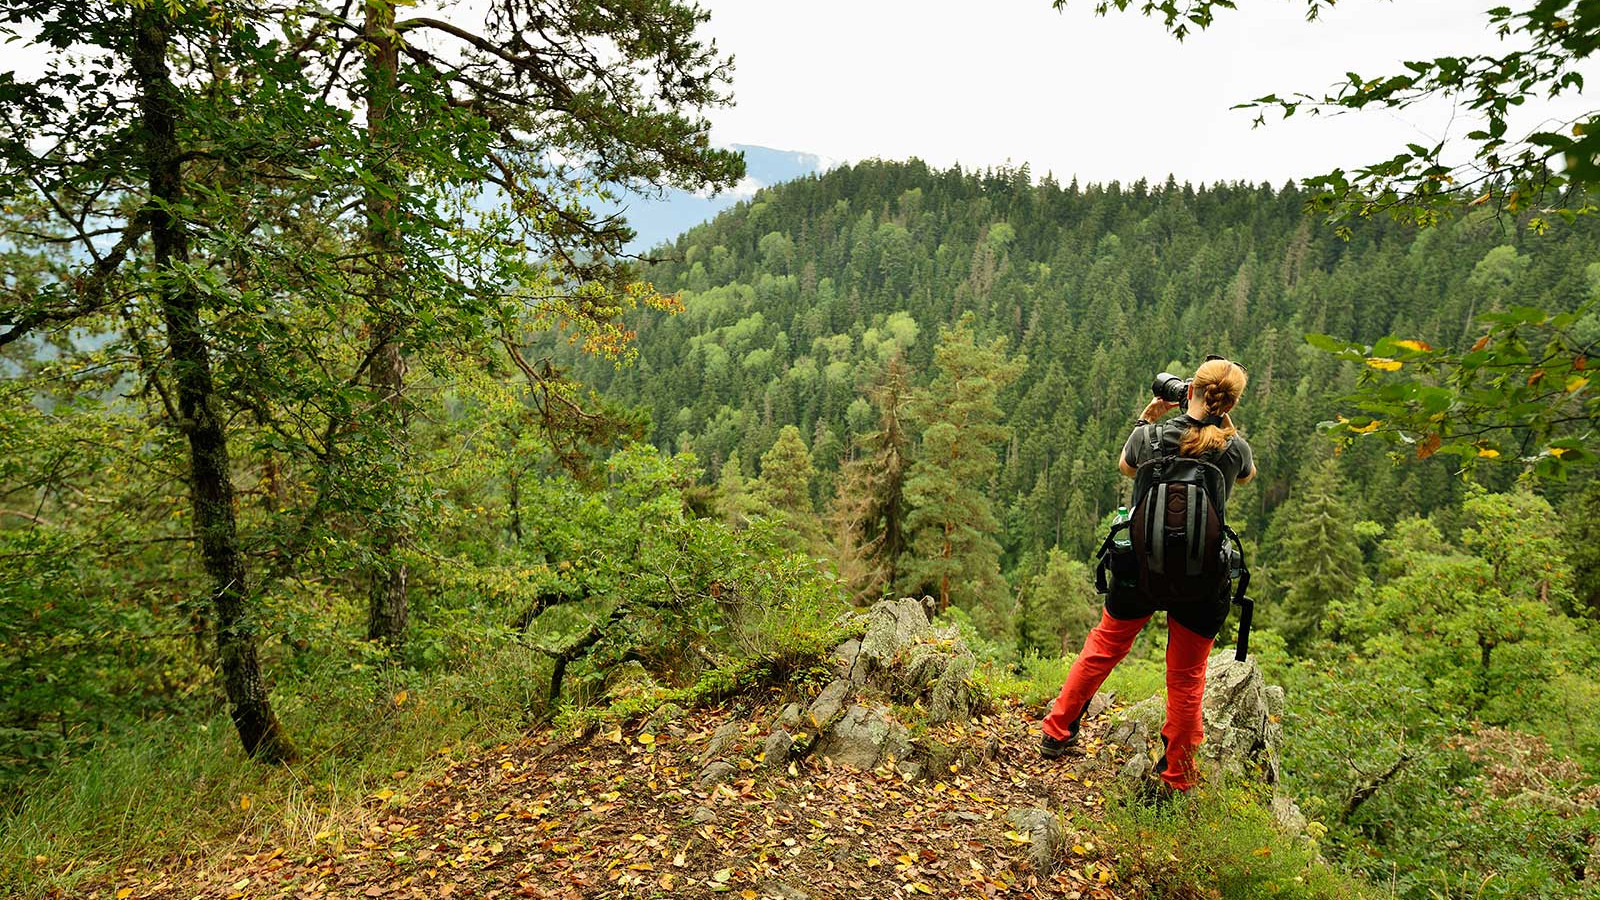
1041,610,1215,791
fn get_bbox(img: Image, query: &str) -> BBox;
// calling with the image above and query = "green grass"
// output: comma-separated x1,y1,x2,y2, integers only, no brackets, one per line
1010,649,1169,710
1090,779,1378,900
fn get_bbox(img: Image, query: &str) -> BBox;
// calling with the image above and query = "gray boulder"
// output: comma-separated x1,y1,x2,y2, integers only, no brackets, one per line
763,729,794,768
806,678,851,728
642,702,685,735
700,721,742,766
1085,690,1117,720
1005,807,1065,872
831,639,865,684
858,597,936,673
1200,652,1283,783
1272,795,1308,835
698,760,737,788
774,702,804,730
819,703,911,770
903,641,979,724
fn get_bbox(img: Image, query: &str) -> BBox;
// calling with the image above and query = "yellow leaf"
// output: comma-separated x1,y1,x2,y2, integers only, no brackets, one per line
238,794,251,811
1393,339,1433,352
866,857,882,868
741,892,758,900
605,727,624,744
1567,375,1590,392
1072,844,1087,855
1478,447,1501,458
1550,447,1569,459
1252,846,1273,857
1365,357,1403,372
231,878,251,890
908,883,934,895
1003,831,1031,844
638,733,656,745
1347,419,1382,435
117,889,133,899
712,868,732,883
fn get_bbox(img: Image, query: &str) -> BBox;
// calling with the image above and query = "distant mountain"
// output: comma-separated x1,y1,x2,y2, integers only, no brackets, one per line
610,144,836,253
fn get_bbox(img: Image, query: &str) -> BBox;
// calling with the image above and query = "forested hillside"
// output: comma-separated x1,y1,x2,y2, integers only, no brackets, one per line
571,159,1598,614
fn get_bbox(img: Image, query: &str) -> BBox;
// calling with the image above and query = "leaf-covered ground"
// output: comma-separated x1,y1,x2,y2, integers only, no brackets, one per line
91,699,1128,900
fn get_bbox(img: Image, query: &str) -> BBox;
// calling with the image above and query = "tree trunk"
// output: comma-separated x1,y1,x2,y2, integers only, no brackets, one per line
131,8,296,764
363,0,409,657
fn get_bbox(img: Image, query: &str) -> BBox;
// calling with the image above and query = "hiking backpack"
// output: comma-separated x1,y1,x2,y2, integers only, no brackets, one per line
1094,422,1256,661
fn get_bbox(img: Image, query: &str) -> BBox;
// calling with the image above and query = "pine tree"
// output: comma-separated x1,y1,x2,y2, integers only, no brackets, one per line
1272,458,1366,647
901,316,1026,630
755,425,822,550
1564,479,1600,618
828,355,913,601
757,425,815,515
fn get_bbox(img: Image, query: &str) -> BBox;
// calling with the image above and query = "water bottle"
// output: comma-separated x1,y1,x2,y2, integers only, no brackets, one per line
1112,506,1132,552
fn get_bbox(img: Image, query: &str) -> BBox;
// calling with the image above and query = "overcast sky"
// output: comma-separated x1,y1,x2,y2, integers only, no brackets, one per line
697,0,1599,186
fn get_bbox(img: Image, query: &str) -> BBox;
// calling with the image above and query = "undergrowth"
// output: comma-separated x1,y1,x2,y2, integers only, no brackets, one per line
0,643,545,899
1090,779,1376,900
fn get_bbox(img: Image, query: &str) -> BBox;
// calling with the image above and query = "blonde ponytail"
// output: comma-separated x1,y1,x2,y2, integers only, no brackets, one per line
1179,358,1247,458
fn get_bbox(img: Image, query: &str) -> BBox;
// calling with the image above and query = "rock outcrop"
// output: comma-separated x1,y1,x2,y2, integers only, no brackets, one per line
1199,653,1285,784
817,703,912,769
1101,649,1283,784
711,597,986,777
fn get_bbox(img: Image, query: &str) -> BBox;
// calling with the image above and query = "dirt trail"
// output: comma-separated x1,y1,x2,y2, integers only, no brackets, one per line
110,700,1126,900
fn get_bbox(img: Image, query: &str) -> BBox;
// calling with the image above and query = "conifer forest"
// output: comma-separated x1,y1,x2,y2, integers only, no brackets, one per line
3,2,1600,899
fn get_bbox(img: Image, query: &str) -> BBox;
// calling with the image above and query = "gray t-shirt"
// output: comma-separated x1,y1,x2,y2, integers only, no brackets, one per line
1122,414,1256,505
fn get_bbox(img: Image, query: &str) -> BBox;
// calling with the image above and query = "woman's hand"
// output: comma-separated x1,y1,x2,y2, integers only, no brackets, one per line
1139,398,1178,422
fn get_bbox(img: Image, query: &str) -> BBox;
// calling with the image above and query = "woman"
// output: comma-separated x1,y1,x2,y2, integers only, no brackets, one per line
1038,356,1255,796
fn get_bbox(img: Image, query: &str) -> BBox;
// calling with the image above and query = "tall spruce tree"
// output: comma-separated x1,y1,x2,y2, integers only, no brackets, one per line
755,425,821,550
901,316,1025,627
1565,479,1600,618
1272,457,1366,647
828,355,913,602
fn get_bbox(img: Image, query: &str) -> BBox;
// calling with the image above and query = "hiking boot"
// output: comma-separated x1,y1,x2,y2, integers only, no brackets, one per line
1039,730,1080,760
